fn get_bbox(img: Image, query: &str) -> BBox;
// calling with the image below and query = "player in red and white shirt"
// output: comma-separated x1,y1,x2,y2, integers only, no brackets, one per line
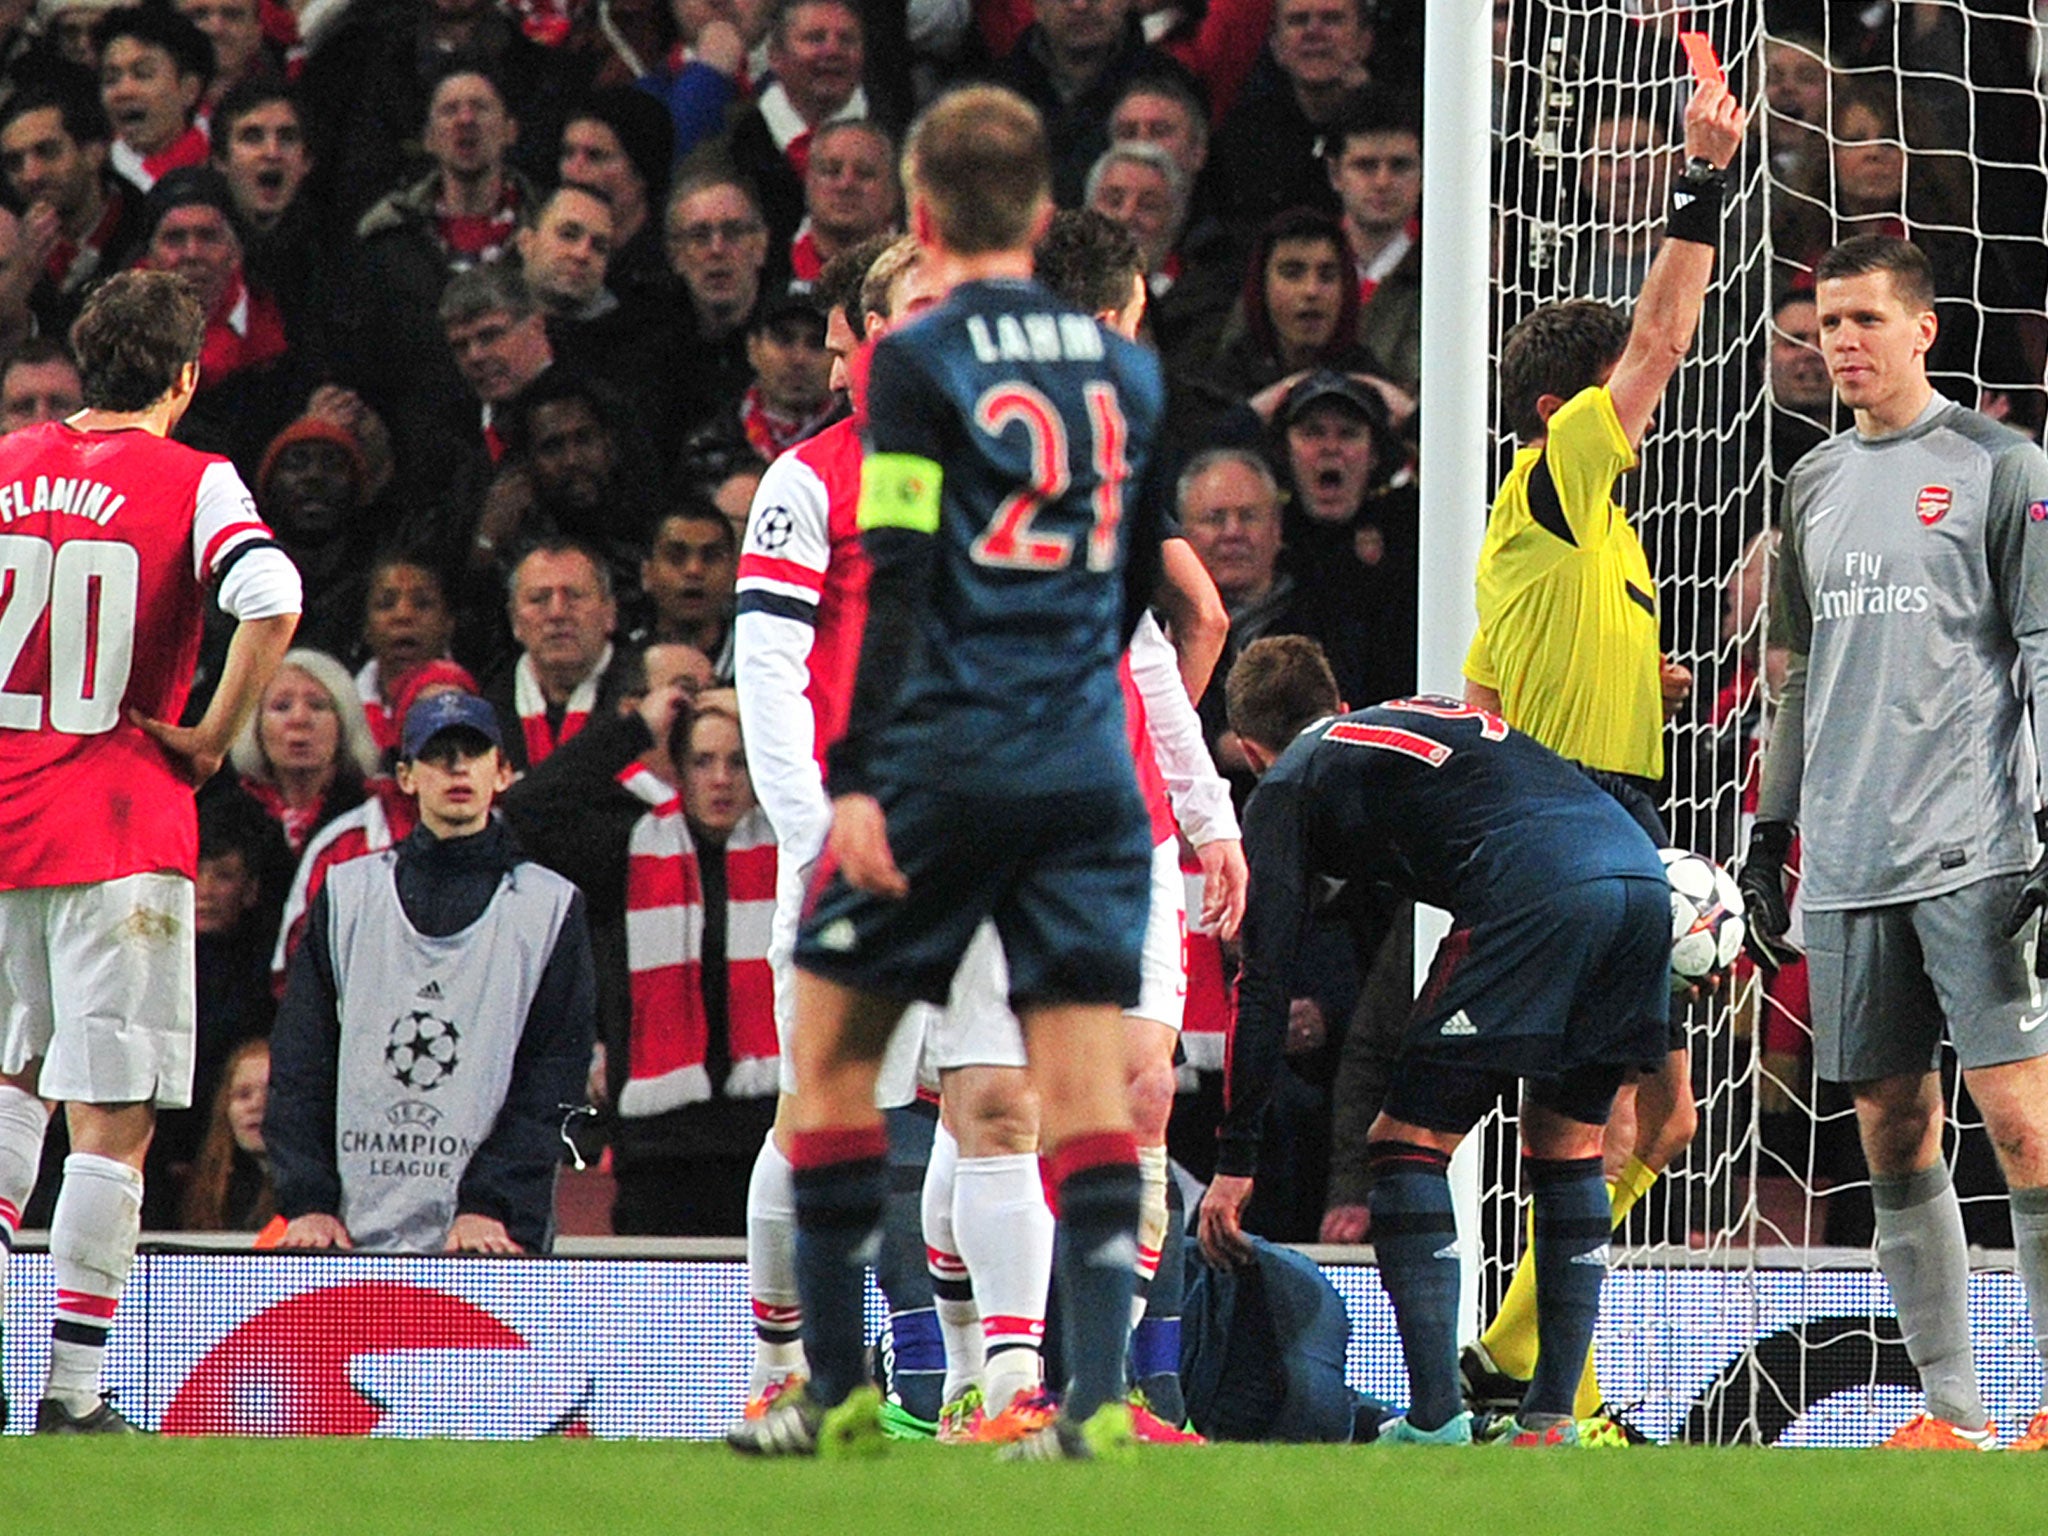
0,271,299,1433
732,234,939,1420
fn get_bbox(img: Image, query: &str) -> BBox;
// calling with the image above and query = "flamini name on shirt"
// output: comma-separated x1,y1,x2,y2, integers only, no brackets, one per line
0,475,126,527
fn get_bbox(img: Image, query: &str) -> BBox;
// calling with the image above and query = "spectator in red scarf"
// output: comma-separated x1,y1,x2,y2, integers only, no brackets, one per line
139,163,321,473
355,555,458,753
787,117,895,288
95,3,212,189
481,538,637,773
346,66,541,498
0,77,151,342
723,0,871,255
230,647,380,857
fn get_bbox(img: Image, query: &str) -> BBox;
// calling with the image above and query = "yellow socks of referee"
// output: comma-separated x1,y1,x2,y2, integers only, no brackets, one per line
1475,1156,1660,1411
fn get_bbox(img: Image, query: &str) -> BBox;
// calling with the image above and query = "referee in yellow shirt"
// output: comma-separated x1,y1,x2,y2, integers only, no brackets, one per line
1458,75,1746,1429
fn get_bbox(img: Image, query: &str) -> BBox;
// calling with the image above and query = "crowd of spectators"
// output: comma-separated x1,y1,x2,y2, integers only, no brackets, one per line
1,0,2041,1246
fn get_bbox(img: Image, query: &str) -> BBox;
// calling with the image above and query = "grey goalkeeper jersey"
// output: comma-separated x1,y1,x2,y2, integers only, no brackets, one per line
1758,394,2048,909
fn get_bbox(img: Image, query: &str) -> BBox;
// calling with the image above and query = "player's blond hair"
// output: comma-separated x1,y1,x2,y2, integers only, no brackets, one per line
859,234,922,324
902,86,1049,256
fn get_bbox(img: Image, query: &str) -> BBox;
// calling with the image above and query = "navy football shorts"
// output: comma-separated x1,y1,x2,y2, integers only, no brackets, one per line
1378,874,1672,1132
796,781,1151,1011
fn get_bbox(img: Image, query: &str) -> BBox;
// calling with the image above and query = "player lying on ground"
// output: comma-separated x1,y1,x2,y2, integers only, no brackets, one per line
1203,636,1672,1446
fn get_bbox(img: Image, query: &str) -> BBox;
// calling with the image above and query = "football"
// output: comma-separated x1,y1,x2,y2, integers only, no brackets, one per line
1661,848,1746,990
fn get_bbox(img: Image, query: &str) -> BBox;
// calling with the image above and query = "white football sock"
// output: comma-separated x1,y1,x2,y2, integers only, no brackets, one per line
46,1152,142,1414
954,1152,1052,1415
1130,1142,1169,1332
744,1132,804,1396
0,1086,49,1315
921,1123,983,1402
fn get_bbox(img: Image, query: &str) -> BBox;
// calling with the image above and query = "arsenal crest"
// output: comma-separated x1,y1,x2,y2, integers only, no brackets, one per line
1916,485,1952,526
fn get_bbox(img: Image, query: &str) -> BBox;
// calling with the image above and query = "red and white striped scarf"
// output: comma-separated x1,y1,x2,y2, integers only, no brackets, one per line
619,779,779,1118
356,659,396,752
513,646,610,766
1179,846,1231,1079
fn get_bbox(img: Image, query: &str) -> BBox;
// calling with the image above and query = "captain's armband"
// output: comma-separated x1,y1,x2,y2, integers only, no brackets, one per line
858,453,943,536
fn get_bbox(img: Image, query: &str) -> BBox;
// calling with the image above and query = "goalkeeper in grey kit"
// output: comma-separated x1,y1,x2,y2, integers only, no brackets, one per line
267,691,596,1254
1742,234,2048,1451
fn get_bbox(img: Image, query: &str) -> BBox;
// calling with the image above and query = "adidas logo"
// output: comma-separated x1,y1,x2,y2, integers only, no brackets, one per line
1439,1010,1477,1037
817,919,858,953
416,980,444,1001
1433,1240,1463,1262
1572,1244,1612,1267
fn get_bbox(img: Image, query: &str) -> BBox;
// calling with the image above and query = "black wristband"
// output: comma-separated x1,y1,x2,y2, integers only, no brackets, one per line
1749,819,1794,865
1666,168,1725,246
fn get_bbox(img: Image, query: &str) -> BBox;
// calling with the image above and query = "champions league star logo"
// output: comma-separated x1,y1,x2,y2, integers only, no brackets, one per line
753,504,795,552
386,1011,461,1091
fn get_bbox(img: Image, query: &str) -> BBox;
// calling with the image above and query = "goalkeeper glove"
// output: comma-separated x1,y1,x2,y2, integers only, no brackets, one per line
2000,811,2048,977
1737,820,1798,974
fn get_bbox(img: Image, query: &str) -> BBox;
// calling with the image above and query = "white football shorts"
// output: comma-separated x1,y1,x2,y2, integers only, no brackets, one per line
0,871,196,1108
928,839,1188,1074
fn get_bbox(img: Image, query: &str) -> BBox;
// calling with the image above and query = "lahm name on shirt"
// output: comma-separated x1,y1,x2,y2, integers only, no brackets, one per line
0,475,126,527
964,311,1107,364
1817,550,1930,620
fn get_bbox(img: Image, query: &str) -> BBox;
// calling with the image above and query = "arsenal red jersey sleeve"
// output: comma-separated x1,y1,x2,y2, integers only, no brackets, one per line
0,422,274,889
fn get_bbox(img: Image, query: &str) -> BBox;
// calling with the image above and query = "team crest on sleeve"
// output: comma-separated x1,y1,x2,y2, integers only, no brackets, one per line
1915,485,1951,526
2028,500,2048,524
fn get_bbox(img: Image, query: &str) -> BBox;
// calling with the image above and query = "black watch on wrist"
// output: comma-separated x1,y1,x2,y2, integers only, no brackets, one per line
1681,156,1725,185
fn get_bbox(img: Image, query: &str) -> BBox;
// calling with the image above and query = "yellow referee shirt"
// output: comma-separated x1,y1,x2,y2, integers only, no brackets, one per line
1463,385,1664,778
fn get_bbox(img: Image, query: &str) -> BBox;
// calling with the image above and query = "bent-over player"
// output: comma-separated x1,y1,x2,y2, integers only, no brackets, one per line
1205,637,1670,1447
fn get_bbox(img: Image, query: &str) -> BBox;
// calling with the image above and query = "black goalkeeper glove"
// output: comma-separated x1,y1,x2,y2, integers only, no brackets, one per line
2000,810,2048,977
1737,820,1798,974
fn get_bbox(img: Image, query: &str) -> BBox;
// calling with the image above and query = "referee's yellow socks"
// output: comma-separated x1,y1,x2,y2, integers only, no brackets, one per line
1474,1156,1659,1411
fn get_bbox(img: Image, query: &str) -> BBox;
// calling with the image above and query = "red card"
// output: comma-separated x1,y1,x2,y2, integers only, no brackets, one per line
1680,30,1725,87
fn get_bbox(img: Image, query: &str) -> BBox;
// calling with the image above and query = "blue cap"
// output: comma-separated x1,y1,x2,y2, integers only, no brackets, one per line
400,691,503,759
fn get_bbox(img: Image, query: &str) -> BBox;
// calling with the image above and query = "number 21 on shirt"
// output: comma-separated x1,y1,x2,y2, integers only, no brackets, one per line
970,381,1128,573
0,533,138,734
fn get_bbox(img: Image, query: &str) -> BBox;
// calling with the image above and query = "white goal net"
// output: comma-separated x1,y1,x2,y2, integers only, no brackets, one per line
1473,0,2046,1445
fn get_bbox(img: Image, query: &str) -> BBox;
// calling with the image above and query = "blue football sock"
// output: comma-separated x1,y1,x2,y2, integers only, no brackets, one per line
1524,1154,1610,1420
1132,1167,1186,1424
877,1103,943,1421
1051,1134,1142,1424
791,1126,888,1410
1367,1140,1461,1432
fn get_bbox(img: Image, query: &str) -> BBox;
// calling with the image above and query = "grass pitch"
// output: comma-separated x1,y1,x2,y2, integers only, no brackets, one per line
3,1438,2036,1536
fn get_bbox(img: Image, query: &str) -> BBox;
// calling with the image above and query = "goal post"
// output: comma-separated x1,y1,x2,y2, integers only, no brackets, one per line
1416,0,2040,1445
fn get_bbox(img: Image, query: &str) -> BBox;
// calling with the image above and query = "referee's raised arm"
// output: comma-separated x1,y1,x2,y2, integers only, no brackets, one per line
1604,78,1747,449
